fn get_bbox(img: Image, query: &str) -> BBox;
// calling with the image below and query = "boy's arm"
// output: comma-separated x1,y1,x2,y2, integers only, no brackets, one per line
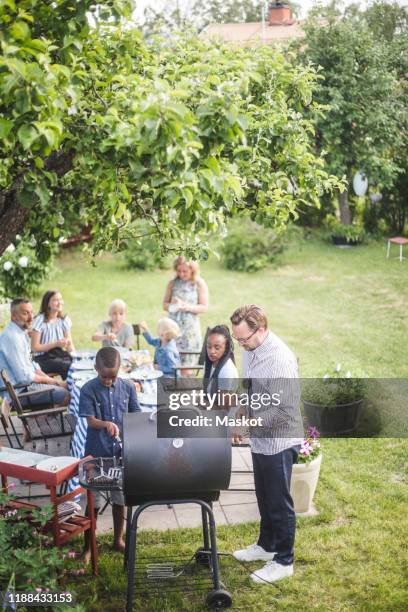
86,416,119,437
128,382,141,413
142,331,160,347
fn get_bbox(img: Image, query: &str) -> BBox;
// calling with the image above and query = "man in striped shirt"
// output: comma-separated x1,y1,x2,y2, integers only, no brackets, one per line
230,304,303,584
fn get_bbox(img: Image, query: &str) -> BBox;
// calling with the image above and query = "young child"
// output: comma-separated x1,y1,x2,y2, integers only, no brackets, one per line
78,346,140,559
138,318,181,377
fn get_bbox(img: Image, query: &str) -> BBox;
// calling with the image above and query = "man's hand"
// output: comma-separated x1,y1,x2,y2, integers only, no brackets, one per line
105,421,120,437
106,332,117,341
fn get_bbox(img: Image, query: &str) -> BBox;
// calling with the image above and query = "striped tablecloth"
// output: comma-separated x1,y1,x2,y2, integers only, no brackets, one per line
67,357,159,494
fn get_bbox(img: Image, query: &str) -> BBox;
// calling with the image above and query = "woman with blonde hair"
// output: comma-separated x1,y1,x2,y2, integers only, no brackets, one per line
92,299,134,348
163,256,209,366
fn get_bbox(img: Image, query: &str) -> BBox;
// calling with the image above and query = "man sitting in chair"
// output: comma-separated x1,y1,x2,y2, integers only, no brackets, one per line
0,298,69,406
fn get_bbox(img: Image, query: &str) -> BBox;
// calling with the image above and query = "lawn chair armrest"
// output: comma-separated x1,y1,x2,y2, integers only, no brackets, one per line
17,388,55,401
0,384,30,392
20,406,67,418
173,364,204,372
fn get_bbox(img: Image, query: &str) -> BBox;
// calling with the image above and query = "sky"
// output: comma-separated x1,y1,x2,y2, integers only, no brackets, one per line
133,0,408,21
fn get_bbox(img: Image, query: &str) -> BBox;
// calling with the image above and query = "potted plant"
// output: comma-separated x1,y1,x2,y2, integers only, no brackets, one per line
325,216,365,246
291,427,322,514
302,365,367,435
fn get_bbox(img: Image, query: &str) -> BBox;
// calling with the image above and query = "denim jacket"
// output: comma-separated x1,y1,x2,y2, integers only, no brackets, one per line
142,332,180,376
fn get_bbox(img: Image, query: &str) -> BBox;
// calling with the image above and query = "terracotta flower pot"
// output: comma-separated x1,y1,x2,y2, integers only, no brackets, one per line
291,453,322,514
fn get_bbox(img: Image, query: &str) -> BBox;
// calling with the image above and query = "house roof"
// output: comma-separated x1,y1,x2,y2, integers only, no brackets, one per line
202,21,305,46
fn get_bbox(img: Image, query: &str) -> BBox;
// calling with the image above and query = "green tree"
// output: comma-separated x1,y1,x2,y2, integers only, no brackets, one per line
363,1,408,233
295,1,405,224
0,0,340,260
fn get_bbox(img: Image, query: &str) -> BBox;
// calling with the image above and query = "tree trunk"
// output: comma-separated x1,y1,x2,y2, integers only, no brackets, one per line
0,190,31,255
0,150,73,255
337,188,351,225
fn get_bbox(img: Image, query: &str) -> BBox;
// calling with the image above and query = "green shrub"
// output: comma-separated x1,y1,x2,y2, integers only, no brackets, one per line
0,490,63,593
0,237,54,299
221,218,284,272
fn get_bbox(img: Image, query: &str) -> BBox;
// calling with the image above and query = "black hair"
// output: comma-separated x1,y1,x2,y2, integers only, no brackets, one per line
204,325,235,393
95,347,121,369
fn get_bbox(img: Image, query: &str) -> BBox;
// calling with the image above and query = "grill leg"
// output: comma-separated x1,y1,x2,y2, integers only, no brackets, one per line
124,506,133,570
206,504,222,591
126,503,149,612
201,505,210,550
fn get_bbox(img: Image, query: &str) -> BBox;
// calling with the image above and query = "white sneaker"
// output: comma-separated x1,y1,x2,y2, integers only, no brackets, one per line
233,543,276,562
250,560,294,584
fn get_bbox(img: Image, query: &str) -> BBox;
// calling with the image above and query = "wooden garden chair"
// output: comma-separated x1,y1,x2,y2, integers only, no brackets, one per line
1,369,75,450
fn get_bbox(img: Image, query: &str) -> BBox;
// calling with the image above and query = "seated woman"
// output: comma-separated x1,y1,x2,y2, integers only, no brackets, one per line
204,325,238,402
138,318,181,377
92,299,134,348
31,290,75,380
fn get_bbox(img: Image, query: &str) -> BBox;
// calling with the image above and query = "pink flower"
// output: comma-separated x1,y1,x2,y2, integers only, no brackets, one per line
68,551,76,558
8,482,16,490
27,578,32,584
35,588,42,593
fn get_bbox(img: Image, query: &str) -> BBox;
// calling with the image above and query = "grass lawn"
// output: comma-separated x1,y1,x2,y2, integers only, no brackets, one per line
39,232,408,377
41,234,407,610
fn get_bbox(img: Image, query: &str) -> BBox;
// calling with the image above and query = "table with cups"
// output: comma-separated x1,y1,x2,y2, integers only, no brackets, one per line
67,348,162,493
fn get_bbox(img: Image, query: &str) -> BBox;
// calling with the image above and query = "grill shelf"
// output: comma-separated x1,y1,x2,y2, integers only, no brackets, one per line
131,553,223,594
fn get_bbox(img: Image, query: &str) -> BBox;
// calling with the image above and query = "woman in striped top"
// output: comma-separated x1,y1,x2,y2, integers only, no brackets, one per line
31,290,75,380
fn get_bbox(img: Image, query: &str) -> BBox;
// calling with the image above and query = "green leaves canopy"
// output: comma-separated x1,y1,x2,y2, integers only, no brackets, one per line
296,3,406,192
0,0,340,258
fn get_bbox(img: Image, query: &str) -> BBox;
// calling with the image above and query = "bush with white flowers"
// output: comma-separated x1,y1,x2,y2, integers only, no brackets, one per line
0,238,54,299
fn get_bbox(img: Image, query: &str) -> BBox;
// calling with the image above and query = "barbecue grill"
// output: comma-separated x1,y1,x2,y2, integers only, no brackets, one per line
79,408,233,610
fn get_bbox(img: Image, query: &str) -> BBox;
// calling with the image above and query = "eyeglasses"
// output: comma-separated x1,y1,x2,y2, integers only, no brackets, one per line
232,328,258,345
